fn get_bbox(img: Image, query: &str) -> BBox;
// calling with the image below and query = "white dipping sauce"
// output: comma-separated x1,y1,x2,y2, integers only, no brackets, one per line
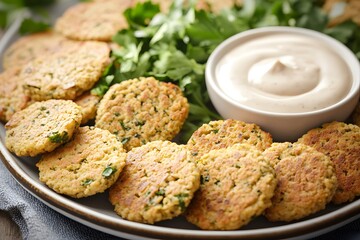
216,32,352,113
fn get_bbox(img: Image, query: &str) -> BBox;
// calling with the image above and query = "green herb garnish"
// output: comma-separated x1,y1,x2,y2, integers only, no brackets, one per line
175,193,189,212
120,121,131,131
135,120,145,126
90,0,360,143
81,179,94,186
19,18,50,35
0,0,54,34
47,131,68,144
155,188,166,196
102,165,117,178
121,137,131,145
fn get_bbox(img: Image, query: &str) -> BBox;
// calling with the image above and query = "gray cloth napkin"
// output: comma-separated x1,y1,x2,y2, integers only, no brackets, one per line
0,160,120,240
1,158,360,240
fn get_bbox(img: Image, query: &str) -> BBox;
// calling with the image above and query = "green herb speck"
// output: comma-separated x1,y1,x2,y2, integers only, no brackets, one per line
82,179,94,186
175,193,189,212
121,137,130,144
47,131,68,144
155,188,165,196
144,204,150,211
135,120,145,126
200,175,210,184
120,121,130,131
102,165,117,178
212,129,219,134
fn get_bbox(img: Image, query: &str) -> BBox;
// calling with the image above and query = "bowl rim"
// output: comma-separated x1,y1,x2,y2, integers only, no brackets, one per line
205,26,360,117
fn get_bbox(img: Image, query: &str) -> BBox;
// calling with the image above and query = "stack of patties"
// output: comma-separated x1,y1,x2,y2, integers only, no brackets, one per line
2,0,192,203
0,0,160,197
0,32,109,125
0,0,135,125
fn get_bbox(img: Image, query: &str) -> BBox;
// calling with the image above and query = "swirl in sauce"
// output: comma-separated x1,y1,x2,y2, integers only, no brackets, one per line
216,33,352,113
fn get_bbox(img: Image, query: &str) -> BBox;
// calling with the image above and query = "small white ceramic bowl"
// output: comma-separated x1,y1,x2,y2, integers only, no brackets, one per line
206,26,360,142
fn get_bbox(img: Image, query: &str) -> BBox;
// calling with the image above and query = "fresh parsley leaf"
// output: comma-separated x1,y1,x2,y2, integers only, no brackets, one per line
0,11,7,28
149,1,195,45
0,0,24,8
186,10,224,46
0,0,53,31
124,0,160,28
324,21,358,44
19,18,50,34
295,7,328,31
112,29,138,46
186,44,208,62
23,0,56,7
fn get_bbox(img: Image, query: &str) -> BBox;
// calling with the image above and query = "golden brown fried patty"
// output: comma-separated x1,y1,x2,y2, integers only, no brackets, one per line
5,99,82,157
22,41,110,101
37,126,126,198
297,121,360,204
2,31,69,70
74,92,101,125
0,67,32,123
95,77,189,151
109,140,200,224
185,143,276,230
187,119,272,158
263,142,337,222
55,0,132,41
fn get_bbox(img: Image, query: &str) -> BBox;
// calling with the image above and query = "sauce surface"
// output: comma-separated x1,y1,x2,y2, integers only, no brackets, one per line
216,32,352,113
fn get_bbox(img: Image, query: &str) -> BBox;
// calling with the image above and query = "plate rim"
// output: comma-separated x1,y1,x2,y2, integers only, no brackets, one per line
1,139,360,240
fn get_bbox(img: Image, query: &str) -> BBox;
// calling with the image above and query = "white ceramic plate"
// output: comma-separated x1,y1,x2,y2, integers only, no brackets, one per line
1,1,360,239
1,125,360,240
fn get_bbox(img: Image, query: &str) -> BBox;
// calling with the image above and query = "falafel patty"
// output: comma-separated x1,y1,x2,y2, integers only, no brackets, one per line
96,77,189,151
109,140,200,224
5,99,82,157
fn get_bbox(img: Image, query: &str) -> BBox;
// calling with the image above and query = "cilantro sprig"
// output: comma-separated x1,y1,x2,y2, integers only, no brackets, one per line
91,0,360,142
0,0,53,34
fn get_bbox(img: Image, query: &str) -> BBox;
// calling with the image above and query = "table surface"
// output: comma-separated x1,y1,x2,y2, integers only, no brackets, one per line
0,211,22,240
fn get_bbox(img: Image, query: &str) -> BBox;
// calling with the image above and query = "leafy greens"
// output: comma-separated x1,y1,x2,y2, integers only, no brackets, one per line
91,0,360,142
0,0,53,34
